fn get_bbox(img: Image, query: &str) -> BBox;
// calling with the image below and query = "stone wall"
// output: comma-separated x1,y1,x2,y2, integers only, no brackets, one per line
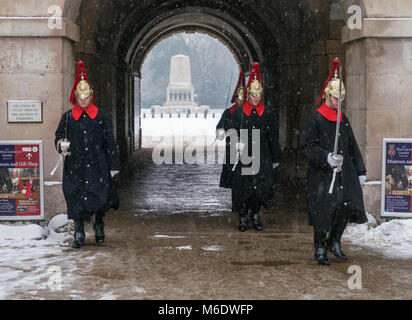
342,1,412,215
0,0,78,220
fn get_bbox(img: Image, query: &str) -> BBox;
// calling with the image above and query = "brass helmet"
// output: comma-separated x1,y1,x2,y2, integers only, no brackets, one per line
70,61,95,105
236,85,245,101
247,62,263,98
324,70,346,101
231,72,246,103
248,75,263,98
75,74,94,100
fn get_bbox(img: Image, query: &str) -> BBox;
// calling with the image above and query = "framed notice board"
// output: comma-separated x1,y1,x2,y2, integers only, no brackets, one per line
0,141,44,221
381,138,412,218
7,100,43,123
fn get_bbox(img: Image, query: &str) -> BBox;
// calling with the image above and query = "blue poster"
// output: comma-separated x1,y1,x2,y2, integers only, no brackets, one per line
0,145,15,168
383,141,412,216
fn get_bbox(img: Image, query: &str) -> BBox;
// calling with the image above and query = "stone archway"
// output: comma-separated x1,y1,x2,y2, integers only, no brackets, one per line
75,0,289,163
68,0,406,186
122,9,264,74
0,0,370,180
117,8,270,157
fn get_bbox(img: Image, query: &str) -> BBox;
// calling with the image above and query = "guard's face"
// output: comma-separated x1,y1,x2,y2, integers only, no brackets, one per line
78,95,92,109
235,97,243,107
249,94,262,107
326,95,339,110
330,96,339,109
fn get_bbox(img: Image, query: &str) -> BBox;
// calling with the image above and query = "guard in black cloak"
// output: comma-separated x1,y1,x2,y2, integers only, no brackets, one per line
300,58,367,266
231,63,283,232
55,61,120,248
216,71,246,211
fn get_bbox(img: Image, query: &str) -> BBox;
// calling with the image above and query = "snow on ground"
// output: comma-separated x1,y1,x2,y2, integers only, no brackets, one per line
0,224,45,241
344,213,412,259
0,214,74,299
152,234,187,239
3,211,412,298
176,245,192,250
133,287,147,294
201,245,223,252
141,110,223,147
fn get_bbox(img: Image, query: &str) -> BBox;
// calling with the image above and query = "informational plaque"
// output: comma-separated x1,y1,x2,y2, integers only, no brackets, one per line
0,141,44,221
381,138,412,218
7,100,43,123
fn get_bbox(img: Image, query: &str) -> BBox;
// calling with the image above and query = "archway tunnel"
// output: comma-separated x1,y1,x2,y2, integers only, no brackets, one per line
71,0,350,206
6,0,412,299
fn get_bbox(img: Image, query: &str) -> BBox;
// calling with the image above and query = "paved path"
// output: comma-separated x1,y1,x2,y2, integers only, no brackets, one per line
4,149,412,299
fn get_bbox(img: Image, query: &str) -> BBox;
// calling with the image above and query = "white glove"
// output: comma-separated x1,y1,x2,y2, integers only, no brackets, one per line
110,170,119,178
359,175,366,185
327,153,343,169
272,163,279,169
60,140,71,156
216,129,225,141
236,142,245,153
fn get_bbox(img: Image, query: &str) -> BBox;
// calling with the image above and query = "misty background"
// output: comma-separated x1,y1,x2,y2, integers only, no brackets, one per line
141,33,239,109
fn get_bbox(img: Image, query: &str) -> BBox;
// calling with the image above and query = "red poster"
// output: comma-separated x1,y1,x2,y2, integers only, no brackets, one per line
0,141,44,221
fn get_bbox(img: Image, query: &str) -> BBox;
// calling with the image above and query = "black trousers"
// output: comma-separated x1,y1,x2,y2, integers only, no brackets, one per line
77,210,105,223
243,191,262,214
316,204,352,233
333,204,353,222
95,212,104,224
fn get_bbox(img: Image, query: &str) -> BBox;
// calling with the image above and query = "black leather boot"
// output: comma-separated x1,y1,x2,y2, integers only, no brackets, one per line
94,215,105,244
238,206,249,232
251,212,263,231
314,231,330,266
327,216,349,260
72,220,85,248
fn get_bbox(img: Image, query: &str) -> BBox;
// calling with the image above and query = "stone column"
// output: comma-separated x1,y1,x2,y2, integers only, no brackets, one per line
343,2,412,216
0,0,80,221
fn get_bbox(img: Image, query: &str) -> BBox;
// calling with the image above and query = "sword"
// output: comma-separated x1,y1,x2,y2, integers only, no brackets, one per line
51,105,71,176
333,65,343,156
328,65,343,194
232,148,241,172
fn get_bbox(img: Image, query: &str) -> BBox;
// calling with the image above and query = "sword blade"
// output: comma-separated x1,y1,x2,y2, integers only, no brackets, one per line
333,65,343,155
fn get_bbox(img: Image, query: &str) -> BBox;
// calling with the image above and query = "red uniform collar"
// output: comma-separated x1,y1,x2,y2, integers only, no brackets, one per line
72,104,98,121
243,101,264,117
317,103,342,122
229,104,240,115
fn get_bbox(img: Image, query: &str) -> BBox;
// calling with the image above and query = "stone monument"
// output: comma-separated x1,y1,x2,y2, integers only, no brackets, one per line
151,54,210,115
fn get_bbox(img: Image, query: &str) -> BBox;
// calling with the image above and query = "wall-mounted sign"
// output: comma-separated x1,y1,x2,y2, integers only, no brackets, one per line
381,138,412,218
0,141,44,221
7,100,43,123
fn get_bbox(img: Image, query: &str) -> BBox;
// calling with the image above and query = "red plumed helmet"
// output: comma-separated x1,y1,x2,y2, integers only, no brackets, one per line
246,62,263,98
70,60,95,105
315,57,341,106
231,71,246,103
